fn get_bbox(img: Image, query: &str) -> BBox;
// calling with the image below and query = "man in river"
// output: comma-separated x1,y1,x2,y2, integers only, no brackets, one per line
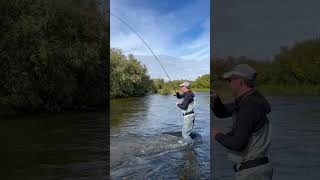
175,81,196,146
211,64,273,180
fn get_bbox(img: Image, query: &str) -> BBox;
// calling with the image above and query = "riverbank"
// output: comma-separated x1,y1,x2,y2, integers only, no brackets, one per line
258,84,320,96
213,82,320,98
192,88,210,92
0,105,106,118
114,83,320,99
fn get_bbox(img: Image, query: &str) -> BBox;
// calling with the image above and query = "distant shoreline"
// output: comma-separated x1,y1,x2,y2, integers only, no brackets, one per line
0,107,106,118
214,83,320,98
192,88,210,92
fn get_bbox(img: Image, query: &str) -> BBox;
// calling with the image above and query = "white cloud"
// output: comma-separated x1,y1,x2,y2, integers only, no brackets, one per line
110,0,210,80
110,0,210,57
179,18,210,60
135,55,209,81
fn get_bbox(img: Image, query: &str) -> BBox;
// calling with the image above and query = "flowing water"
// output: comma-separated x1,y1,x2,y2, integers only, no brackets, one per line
212,96,320,180
110,92,210,179
2,95,316,179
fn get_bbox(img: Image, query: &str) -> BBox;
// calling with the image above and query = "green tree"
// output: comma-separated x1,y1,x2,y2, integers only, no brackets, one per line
193,74,210,88
0,0,107,113
110,48,152,98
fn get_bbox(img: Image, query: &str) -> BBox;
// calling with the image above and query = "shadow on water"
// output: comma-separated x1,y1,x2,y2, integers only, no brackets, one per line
110,96,151,130
0,112,107,179
111,92,210,179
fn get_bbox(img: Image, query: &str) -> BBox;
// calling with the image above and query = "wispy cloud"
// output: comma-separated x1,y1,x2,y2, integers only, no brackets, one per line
135,55,209,81
110,0,210,60
179,18,210,60
110,0,210,80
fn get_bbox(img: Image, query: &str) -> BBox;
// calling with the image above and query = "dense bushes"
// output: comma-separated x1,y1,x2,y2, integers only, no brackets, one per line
0,0,108,113
272,39,320,85
150,74,210,95
110,48,153,98
213,38,320,87
193,74,210,89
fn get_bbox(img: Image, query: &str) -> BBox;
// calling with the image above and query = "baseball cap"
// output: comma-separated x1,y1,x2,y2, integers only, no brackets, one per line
179,81,190,87
222,64,257,80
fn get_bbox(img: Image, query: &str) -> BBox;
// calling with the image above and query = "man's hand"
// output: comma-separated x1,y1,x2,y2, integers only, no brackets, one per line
212,128,220,139
210,90,218,108
176,101,180,106
173,90,179,96
210,90,218,101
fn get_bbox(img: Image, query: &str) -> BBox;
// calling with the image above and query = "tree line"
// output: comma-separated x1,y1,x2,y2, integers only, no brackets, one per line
3,0,317,115
0,0,108,115
149,74,210,95
213,38,320,90
110,48,153,98
110,48,210,97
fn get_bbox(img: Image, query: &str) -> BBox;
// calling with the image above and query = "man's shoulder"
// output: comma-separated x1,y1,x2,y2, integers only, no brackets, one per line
240,98,260,109
186,91,195,98
240,90,270,112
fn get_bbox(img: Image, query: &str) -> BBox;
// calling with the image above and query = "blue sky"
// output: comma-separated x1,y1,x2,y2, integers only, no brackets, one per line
110,0,210,80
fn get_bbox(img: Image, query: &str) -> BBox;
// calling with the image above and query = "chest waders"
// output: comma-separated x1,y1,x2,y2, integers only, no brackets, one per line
180,100,196,144
228,113,273,180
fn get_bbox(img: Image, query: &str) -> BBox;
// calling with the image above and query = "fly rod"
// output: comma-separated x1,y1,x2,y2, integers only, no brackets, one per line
111,12,174,85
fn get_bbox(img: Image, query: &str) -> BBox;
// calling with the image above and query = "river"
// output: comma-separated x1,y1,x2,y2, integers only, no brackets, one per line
110,92,210,179
0,112,107,179
2,95,317,179
212,96,320,180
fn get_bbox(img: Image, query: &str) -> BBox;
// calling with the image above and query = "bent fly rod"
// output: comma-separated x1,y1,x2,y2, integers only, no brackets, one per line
110,12,174,85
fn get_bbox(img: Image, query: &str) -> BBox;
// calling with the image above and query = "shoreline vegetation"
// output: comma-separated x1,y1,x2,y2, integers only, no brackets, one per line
214,82,320,99
111,37,320,99
212,38,320,98
2,0,319,117
110,48,210,98
1,0,108,117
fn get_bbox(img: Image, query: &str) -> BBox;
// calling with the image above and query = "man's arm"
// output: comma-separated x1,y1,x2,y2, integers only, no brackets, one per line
212,96,236,118
177,93,192,110
176,92,184,99
214,103,260,152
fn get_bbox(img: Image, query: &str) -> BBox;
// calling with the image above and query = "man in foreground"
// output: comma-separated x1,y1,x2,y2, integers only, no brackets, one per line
211,64,273,180
176,81,196,145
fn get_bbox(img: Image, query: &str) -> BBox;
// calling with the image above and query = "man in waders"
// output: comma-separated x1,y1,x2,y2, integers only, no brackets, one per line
175,81,195,146
211,64,273,180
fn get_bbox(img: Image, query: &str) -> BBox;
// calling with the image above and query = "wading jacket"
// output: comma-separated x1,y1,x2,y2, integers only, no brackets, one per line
176,91,195,114
212,89,272,163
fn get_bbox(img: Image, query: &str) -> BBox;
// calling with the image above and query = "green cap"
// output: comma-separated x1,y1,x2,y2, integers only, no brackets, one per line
222,64,257,80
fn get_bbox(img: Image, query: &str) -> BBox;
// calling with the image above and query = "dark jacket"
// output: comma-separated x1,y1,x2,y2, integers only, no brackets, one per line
212,89,271,152
176,91,195,110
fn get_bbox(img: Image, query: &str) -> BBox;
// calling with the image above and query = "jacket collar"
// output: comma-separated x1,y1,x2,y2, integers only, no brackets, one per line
235,88,255,105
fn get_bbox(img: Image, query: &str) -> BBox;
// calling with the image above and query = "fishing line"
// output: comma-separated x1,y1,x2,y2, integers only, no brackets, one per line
112,12,181,126
111,12,173,83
